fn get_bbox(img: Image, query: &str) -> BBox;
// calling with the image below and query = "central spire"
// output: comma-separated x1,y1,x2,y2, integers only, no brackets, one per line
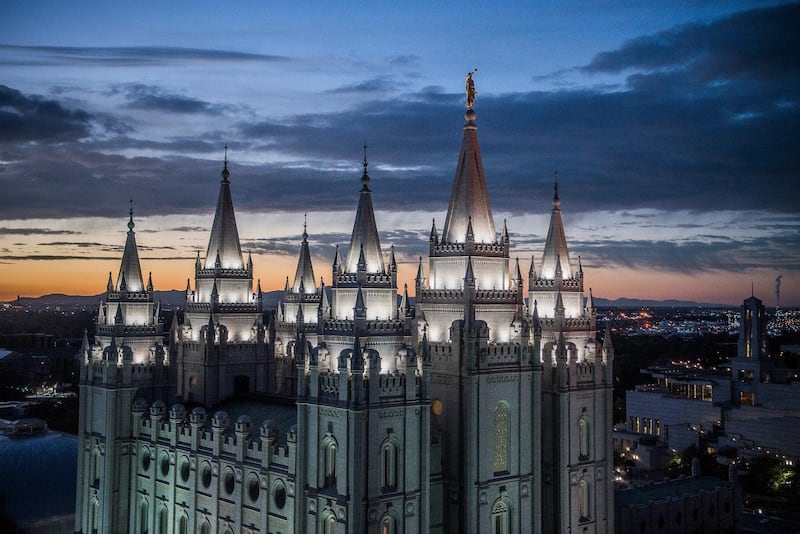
204,146,244,270
441,75,496,244
116,200,144,292
345,144,385,273
292,214,317,293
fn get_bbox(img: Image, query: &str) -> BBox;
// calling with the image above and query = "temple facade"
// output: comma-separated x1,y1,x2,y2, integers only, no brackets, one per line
75,97,614,533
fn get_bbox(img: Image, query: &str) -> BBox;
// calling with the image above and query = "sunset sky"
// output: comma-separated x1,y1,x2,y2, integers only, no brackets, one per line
1,1,798,305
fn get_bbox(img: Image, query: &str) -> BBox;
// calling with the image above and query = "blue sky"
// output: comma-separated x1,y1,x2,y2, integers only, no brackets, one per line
0,1,798,305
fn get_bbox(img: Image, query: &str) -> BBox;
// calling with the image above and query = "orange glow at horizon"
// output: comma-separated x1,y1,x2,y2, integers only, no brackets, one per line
2,256,797,307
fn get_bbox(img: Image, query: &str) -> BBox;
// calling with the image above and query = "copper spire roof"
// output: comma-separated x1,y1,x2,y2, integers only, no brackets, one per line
441,107,496,244
344,146,385,273
292,215,317,293
204,148,244,270
540,174,573,279
115,201,144,292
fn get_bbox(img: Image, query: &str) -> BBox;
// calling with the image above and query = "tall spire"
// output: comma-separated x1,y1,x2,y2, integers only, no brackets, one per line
115,200,144,292
292,216,317,294
540,171,573,279
344,145,385,273
204,146,244,270
442,76,496,244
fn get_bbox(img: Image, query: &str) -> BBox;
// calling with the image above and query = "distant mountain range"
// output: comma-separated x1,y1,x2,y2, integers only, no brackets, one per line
6,292,732,309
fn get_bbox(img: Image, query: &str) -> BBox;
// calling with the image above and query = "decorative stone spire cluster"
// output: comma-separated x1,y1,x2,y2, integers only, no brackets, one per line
204,145,244,270
344,144,385,273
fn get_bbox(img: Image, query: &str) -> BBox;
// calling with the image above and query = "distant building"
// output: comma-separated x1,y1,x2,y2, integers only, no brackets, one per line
75,99,614,533
621,295,800,467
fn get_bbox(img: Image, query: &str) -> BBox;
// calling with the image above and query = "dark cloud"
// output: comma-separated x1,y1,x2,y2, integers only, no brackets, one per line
583,3,800,82
114,84,230,115
0,228,81,236
325,77,395,95
0,45,287,67
0,85,92,142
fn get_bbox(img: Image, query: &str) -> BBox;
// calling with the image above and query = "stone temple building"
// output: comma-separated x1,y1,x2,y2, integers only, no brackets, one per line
75,95,614,533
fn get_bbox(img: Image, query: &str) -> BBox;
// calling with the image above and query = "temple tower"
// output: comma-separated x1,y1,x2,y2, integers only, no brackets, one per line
295,153,431,533
176,151,268,405
415,97,536,534
75,206,169,533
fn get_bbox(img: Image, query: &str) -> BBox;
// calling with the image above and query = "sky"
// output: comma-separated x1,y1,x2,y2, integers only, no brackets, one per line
0,0,798,306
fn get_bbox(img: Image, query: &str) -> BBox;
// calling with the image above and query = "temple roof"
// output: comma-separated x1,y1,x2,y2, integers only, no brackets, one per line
441,108,496,244
540,177,573,279
204,152,244,270
115,203,144,292
292,217,317,293
344,149,385,273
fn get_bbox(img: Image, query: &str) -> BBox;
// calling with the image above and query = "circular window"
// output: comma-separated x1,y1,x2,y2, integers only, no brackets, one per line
224,468,235,495
200,462,212,488
141,447,151,471
180,456,190,482
273,481,287,509
248,475,260,502
160,452,170,476
431,399,443,416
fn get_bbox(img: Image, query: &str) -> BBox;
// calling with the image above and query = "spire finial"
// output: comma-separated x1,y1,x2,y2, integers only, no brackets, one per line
221,144,230,182
303,212,308,240
128,199,135,231
361,142,370,191
465,68,477,110
553,170,561,208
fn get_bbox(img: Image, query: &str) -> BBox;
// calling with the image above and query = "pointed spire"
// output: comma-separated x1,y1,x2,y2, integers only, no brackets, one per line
441,95,496,244
81,329,89,355
154,300,161,322
292,219,317,293
554,254,563,280
464,256,476,286
204,148,244,270
211,280,219,303
351,335,364,371
465,216,474,242
555,289,565,318
354,285,367,319
185,278,192,299
98,301,105,324
541,172,573,279
502,219,509,242
332,244,341,273
556,331,567,362
257,278,263,298
357,243,367,272
529,254,537,280
587,288,595,313
214,250,222,269
401,283,411,317
284,276,290,292
106,271,113,292
345,148,384,273
578,255,583,275
532,299,540,322
389,245,397,272
247,251,253,270
115,203,144,292
195,250,201,271
114,304,124,324
429,218,438,243
416,256,425,287
146,272,153,292
514,257,523,287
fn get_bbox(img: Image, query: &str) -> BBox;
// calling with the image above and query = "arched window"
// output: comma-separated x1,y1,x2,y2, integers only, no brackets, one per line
199,519,211,534
381,441,398,490
320,508,337,534
157,505,168,534
381,514,395,534
138,498,149,534
493,402,509,473
176,513,188,534
491,499,510,534
578,478,592,520
578,416,591,460
322,436,337,488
